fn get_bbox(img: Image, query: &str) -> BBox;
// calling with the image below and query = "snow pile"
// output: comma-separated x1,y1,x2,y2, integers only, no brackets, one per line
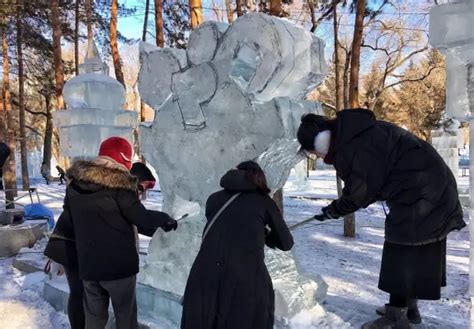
0,259,68,329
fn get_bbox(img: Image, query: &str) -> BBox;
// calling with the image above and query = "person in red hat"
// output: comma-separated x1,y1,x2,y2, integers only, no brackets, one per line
45,137,177,329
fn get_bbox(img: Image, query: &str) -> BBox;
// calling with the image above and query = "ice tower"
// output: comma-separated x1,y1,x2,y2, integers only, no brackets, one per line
54,40,138,158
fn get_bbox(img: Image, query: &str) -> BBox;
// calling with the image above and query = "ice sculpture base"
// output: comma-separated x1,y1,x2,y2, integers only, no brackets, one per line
136,283,182,325
136,283,293,327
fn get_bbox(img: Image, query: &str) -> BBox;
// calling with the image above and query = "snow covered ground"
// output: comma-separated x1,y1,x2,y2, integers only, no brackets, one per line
0,171,469,328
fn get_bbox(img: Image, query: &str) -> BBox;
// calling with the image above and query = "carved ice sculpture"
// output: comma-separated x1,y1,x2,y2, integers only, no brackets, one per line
138,13,328,321
54,40,138,158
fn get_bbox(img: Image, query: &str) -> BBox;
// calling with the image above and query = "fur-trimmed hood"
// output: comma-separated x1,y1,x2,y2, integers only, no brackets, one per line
66,159,137,191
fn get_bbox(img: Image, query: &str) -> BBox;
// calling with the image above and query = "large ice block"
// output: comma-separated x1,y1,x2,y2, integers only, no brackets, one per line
54,39,138,158
138,13,328,322
430,2,474,325
63,74,125,111
429,0,474,119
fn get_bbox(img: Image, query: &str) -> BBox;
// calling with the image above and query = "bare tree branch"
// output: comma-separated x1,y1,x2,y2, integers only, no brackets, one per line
384,65,437,90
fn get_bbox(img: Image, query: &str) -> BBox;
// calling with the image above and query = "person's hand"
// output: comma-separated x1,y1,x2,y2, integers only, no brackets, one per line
314,206,340,221
162,217,178,232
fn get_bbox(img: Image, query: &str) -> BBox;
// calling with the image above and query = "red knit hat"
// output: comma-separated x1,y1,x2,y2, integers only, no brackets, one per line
98,137,133,170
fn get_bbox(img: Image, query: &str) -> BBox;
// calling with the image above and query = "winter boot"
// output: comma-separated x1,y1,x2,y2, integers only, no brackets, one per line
362,305,411,329
376,299,421,324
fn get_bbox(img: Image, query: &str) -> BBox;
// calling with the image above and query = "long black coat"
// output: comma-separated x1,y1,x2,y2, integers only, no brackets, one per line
327,109,465,245
44,160,172,281
181,170,294,329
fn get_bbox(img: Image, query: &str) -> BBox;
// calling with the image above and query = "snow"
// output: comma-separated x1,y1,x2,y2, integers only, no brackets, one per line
0,169,469,328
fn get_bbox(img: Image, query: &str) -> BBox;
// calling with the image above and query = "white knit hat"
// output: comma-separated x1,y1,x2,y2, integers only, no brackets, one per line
313,130,331,156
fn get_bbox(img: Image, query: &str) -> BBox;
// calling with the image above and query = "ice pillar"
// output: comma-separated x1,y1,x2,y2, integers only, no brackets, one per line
429,0,474,325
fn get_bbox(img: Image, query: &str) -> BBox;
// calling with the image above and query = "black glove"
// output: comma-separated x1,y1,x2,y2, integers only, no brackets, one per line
314,206,340,222
162,217,178,232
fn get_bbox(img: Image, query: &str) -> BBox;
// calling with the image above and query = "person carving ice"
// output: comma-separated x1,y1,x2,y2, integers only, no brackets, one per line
181,161,294,329
44,137,177,329
297,109,466,329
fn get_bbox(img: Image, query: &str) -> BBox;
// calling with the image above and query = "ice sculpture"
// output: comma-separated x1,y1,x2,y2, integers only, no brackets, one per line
430,0,473,119
54,40,138,158
429,1,474,326
138,13,328,322
431,114,462,181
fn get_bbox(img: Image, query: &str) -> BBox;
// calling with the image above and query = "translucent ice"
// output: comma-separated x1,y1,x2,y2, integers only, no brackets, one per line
138,14,327,320
429,0,474,119
63,74,125,111
54,39,138,158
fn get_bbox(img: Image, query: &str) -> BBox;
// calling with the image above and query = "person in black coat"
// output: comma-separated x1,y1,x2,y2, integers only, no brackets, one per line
181,161,294,329
0,142,11,190
297,109,466,329
45,137,177,329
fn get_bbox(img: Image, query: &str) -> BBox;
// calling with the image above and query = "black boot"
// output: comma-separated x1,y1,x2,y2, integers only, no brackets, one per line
363,305,411,329
376,299,421,324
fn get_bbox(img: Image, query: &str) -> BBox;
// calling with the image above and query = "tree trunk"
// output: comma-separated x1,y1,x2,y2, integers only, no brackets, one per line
142,0,150,41
51,0,65,109
333,1,343,195
17,1,29,191
236,0,243,17
343,49,351,108
225,0,233,23
189,0,203,29
348,0,366,108
42,94,53,183
333,2,343,112
333,1,355,237
2,27,17,207
273,188,284,216
140,0,151,124
0,79,5,142
85,0,93,41
269,0,281,16
110,0,125,86
74,0,79,75
154,0,164,47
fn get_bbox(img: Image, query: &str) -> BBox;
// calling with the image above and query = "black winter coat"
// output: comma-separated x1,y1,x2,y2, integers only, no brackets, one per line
0,142,11,168
181,170,294,329
44,160,172,281
327,109,466,245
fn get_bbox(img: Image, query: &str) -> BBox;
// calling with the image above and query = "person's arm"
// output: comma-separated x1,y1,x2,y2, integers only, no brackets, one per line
264,197,294,251
327,148,384,217
44,194,77,268
116,190,177,237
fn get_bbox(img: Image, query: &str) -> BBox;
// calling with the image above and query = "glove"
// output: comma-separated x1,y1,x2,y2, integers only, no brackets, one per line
314,206,340,222
162,217,178,232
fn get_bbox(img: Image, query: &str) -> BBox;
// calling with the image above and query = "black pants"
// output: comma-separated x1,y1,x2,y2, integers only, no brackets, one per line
83,275,138,329
65,268,85,329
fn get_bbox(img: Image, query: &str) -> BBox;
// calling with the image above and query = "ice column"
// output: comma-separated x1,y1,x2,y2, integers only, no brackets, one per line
53,40,138,158
138,14,328,322
431,114,461,181
429,0,474,326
